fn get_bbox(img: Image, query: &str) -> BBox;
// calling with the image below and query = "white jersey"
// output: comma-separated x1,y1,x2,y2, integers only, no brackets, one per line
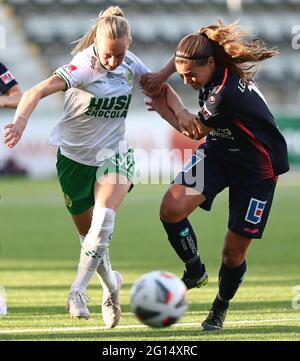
49,44,150,166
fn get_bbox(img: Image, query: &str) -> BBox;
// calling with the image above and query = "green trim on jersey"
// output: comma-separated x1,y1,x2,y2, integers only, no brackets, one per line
54,70,71,91
93,45,97,57
56,148,135,215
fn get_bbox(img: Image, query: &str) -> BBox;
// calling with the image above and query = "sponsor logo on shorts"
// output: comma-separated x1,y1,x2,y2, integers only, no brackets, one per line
245,198,267,224
182,153,202,173
63,193,73,208
243,227,260,234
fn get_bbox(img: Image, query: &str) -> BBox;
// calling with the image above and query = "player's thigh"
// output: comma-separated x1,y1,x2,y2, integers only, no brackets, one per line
161,146,228,222
94,148,135,211
94,173,132,211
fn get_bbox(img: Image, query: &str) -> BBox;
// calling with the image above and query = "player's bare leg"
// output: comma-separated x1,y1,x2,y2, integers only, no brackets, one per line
72,207,93,237
202,230,252,331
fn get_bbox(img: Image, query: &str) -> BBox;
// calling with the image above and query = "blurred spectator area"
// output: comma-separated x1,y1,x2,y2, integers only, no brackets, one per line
3,0,300,109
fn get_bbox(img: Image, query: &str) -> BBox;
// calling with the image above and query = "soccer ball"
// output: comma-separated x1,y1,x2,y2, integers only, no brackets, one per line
130,271,188,328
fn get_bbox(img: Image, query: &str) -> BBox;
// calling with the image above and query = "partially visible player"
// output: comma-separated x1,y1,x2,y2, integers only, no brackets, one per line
143,21,289,331
0,62,22,314
0,62,22,108
3,6,151,328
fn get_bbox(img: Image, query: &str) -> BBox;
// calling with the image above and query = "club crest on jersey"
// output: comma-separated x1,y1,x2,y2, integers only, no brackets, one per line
245,198,267,224
125,69,134,86
0,70,15,85
208,95,216,104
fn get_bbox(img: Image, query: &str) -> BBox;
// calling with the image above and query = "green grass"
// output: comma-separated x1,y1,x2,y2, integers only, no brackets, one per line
0,179,299,341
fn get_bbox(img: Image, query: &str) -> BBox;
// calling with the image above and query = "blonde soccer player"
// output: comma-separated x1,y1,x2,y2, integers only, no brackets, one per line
4,6,151,328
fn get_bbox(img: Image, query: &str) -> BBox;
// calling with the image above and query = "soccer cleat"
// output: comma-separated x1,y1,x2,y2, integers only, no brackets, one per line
181,268,208,290
102,271,123,328
66,291,90,320
201,307,227,331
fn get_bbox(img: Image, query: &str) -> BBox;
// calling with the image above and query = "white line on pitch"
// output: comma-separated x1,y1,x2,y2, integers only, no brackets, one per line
0,317,300,335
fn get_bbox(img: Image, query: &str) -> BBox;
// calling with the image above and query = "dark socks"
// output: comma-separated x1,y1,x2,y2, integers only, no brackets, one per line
213,260,247,311
161,218,205,277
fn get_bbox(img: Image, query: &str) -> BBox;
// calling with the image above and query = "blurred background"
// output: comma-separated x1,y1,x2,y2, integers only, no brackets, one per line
0,0,300,178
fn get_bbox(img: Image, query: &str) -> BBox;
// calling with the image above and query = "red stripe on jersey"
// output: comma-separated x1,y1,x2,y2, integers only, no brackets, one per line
234,119,275,179
215,68,228,94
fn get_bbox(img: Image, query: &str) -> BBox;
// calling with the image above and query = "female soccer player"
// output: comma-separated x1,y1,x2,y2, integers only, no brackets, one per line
0,62,22,311
4,6,150,328
0,62,22,108
143,21,289,331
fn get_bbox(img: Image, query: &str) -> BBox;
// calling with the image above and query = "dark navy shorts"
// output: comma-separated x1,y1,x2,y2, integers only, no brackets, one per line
173,145,277,239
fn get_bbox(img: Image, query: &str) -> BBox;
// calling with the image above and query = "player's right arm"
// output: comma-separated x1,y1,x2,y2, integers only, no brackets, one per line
146,83,211,140
141,57,176,96
4,75,66,148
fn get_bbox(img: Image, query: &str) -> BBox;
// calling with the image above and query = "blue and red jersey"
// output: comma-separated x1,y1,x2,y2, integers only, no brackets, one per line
198,66,289,179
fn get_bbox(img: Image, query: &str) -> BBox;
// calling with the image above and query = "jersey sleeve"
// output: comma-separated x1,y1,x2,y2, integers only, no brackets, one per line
53,52,91,90
126,52,151,85
0,62,18,94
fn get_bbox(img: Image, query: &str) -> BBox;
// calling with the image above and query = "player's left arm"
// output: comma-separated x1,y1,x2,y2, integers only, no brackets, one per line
0,84,23,109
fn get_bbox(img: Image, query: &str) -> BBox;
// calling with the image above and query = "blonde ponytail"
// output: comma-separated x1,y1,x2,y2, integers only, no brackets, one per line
175,20,277,84
100,6,124,17
71,6,130,55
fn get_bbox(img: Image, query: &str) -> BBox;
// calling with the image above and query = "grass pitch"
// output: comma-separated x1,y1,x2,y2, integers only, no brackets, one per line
0,179,299,341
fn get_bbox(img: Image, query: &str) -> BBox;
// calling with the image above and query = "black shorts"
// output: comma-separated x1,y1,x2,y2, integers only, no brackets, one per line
173,145,277,239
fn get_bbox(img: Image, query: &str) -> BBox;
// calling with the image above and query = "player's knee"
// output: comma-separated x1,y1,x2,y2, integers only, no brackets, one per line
222,249,245,268
160,195,185,223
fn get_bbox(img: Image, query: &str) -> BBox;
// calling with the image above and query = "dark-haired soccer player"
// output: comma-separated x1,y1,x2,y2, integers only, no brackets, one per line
142,21,289,331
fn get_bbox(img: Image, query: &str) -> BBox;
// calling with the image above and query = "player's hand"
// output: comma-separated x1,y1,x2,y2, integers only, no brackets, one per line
144,84,168,113
141,72,165,97
177,109,202,139
3,117,27,148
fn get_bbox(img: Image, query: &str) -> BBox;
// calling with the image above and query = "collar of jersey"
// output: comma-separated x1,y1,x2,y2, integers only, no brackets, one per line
207,66,226,89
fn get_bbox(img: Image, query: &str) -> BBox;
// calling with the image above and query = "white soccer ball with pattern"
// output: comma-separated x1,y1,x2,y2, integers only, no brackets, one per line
130,271,188,328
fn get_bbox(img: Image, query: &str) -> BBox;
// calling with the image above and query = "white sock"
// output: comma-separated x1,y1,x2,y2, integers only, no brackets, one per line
79,234,85,245
78,233,116,294
70,207,115,294
96,249,117,295
71,234,94,294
